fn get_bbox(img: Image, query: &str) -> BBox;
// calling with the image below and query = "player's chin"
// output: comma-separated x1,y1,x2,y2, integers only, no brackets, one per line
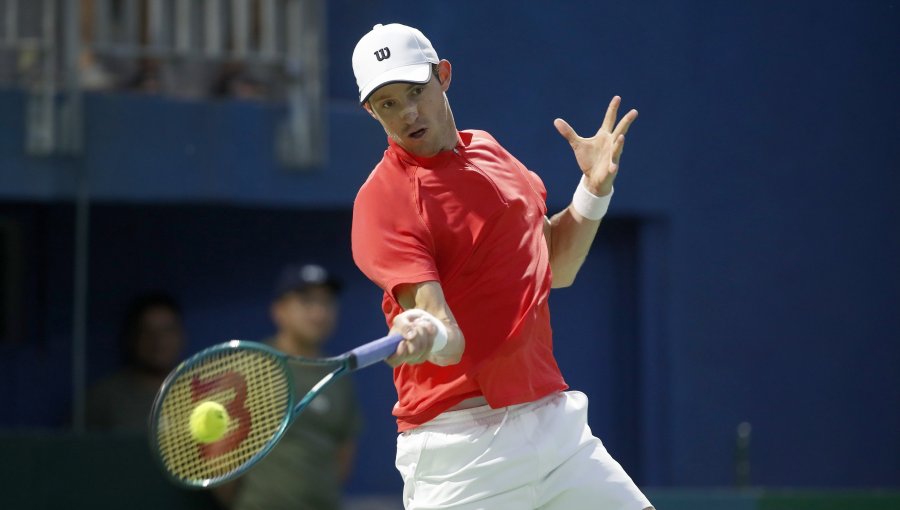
403,132,432,149
401,138,426,152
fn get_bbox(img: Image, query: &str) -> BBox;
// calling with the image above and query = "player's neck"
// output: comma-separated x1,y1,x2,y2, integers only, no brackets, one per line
391,125,461,162
436,110,460,153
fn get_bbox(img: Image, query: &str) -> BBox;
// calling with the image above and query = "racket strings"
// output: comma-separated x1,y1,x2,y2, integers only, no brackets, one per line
154,348,292,485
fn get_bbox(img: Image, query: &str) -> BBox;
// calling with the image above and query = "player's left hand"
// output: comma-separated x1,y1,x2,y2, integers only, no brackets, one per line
554,96,638,197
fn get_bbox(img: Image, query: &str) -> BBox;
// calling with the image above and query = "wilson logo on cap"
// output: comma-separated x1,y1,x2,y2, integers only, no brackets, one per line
374,47,391,61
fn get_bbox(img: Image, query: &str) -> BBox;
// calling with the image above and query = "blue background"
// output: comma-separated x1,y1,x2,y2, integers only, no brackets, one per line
1,0,898,494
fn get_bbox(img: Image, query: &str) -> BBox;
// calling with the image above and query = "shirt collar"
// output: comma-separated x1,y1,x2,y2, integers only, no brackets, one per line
387,131,472,169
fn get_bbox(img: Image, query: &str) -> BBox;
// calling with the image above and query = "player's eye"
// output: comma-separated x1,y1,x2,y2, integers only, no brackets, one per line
411,87,424,96
381,100,394,110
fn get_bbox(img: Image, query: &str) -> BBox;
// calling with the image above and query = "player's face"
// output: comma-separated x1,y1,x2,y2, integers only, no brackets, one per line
366,61,456,157
273,286,338,346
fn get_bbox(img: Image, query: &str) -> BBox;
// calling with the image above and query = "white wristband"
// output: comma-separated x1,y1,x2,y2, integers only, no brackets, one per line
572,175,613,220
423,315,448,354
396,309,449,354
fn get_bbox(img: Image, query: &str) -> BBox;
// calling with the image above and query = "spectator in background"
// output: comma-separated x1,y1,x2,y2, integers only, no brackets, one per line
215,263,362,510
79,0,117,90
210,61,271,101
86,292,185,431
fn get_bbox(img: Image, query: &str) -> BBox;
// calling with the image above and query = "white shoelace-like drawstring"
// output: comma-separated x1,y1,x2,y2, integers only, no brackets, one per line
492,406,511,438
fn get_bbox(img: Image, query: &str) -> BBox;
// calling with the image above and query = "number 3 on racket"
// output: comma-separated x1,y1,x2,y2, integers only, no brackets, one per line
149,333,402,488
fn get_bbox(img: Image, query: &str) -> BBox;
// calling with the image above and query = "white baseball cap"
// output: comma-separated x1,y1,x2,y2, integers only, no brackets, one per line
352,23,439,104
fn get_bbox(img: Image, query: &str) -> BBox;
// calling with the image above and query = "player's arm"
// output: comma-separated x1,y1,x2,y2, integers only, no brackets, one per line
387,281,465,367
544,209,599,288
546,95,638,288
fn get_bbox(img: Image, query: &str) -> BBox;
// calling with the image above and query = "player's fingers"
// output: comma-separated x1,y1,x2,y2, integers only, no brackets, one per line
612,109,638,138
414,323,434,350
554,118,579,145
387,342,410,366
414,317,437,336
401,339,429,365
386,356,401,368
402,322,417,340
612,134,626,164
391,316,410,333
405,339,425,363
599,96,621,134
390,320,439,366
407,324,430,356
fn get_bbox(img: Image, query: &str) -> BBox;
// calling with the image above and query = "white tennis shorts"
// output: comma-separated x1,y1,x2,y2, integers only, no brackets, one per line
395,391,653,510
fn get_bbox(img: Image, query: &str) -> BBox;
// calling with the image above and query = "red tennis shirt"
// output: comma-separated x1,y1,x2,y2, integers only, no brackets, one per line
352,130,568,432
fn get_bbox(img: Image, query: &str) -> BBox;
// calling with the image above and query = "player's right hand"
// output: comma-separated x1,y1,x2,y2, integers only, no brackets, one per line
387,309,440,367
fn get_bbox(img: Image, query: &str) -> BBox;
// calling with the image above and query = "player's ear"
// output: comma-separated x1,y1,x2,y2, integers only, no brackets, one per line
437,59,452,92
362,101,379,120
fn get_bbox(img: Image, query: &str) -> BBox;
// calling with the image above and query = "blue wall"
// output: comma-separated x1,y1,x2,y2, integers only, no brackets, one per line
1,0,898,490
0,203,642,497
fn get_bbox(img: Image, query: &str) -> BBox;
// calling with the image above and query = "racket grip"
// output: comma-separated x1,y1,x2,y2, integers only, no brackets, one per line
349,334,403,371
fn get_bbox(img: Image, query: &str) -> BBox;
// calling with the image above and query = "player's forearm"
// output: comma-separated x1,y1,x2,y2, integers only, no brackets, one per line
547,205,602,288
393,281,466,366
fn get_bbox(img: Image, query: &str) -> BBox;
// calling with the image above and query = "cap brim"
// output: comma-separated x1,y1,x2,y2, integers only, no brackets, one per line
359,63,433,104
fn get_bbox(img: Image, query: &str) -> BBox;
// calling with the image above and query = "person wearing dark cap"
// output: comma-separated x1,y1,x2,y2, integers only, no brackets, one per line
270,263,344,359
215,264,362,510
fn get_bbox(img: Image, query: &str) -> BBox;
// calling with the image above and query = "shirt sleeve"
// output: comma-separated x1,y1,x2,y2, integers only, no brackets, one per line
352,175,440,299
528,170,548,204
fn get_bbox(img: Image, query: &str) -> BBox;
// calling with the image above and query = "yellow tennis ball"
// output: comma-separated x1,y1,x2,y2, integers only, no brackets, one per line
189,401,229,443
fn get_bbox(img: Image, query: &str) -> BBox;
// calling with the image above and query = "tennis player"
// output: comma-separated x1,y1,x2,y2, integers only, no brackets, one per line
351,23,653,510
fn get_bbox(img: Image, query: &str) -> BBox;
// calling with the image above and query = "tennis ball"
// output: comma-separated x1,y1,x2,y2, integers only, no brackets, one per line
189,401,230,443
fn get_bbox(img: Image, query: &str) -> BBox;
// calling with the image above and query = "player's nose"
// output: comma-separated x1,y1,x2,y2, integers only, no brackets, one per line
401,104,418,124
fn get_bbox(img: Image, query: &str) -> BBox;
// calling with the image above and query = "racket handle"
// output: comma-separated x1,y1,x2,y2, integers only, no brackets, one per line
349,334,403,371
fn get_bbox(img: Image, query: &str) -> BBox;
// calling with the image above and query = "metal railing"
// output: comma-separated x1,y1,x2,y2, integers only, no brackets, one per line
0,0,326,434
0,0,326,167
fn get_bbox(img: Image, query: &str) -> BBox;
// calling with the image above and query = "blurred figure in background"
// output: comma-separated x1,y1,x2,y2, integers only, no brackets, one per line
210,61,273,101
215,263,362,510
86,292,185,431
79,0,117,90
2,0,282,100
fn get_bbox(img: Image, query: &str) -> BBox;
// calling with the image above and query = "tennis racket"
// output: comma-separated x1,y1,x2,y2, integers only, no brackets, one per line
149,333,402,488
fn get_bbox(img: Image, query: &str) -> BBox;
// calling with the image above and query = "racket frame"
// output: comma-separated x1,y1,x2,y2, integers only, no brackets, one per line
149,340,305,488
150,333,401,488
